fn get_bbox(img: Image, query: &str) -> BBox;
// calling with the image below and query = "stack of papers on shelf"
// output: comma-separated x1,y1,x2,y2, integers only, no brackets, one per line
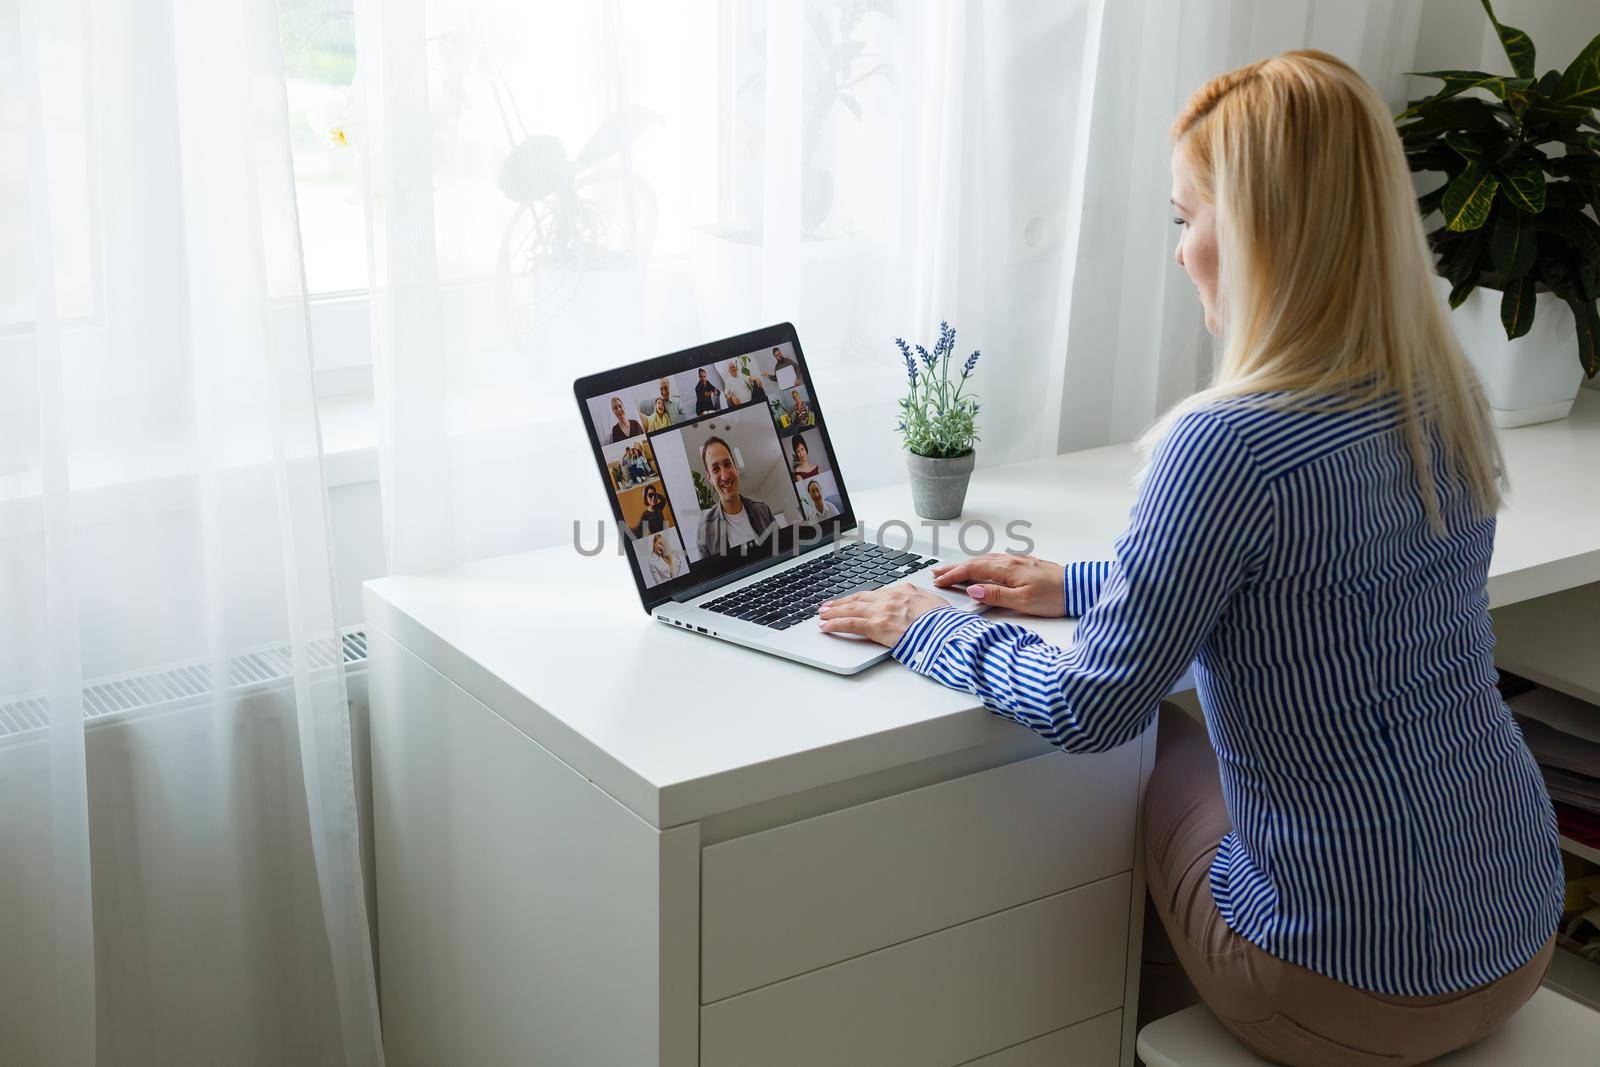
1512,686,1600,745
1517,716,1600,814
1507,684,1600,847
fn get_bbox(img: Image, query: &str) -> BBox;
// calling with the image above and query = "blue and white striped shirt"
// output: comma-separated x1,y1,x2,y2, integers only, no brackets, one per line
892,393,1563,996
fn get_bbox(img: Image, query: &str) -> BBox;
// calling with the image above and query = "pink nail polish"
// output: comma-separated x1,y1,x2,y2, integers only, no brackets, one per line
968,585,986,600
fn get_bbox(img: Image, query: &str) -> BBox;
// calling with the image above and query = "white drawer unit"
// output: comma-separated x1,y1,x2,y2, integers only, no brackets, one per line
962,1010,1122,1066
701,745,1140,1002
700,874,1131,1067
367,577,1159,1067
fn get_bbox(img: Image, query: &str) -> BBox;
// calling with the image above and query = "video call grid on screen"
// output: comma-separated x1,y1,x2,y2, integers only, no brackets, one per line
575,327,855,609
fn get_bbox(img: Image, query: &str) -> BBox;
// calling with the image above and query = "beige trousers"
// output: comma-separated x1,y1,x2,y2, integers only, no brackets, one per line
1142,702,1555,1067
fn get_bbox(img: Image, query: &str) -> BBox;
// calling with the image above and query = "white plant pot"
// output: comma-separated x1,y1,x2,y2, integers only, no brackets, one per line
1437,276,1580,427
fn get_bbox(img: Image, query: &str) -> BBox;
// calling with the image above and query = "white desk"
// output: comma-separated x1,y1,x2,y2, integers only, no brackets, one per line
364,390,1600,1067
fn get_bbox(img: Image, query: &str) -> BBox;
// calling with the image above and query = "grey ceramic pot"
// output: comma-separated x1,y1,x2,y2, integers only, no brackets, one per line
906,450,975,521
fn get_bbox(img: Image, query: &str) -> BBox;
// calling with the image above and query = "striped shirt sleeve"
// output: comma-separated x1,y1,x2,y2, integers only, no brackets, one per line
1062,561,1113,616
891,409,1274,753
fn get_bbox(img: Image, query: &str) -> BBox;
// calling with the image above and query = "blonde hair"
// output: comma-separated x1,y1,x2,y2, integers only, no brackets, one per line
1146,49,1503,527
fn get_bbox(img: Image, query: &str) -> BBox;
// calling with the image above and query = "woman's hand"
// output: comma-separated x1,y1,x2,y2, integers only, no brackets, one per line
817,584,951,648
931,553,1065,617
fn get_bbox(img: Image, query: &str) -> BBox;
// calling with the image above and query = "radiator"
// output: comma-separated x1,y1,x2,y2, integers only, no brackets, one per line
0,627,369,741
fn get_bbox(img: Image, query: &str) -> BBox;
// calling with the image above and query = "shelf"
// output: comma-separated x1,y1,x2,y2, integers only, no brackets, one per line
1491,583,1600,706
1545,945,1600,1012
1561,835,1600,867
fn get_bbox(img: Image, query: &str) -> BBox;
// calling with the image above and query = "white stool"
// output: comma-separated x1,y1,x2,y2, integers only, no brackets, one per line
1137,987,1600,1066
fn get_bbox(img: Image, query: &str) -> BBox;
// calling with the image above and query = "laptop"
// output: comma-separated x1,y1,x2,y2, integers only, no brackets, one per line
575,322,986,675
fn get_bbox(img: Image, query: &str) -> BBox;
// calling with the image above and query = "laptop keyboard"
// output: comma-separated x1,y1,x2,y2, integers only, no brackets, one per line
701,542,939,630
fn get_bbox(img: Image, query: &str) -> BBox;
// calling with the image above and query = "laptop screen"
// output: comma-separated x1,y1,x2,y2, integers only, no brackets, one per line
574,324,855,611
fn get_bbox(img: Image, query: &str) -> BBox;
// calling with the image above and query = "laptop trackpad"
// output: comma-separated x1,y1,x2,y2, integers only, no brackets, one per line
906,570,986,613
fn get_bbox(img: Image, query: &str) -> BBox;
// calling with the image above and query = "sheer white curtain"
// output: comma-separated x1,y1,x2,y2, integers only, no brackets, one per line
354,0,1102,574
1,0,381,1064
1053,0,1426,451
356,0,1425,579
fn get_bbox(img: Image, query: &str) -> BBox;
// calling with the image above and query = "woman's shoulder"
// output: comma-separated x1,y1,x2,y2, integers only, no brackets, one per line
1169,386,1409,479
1154,393,1327,484
1154,405,1264,481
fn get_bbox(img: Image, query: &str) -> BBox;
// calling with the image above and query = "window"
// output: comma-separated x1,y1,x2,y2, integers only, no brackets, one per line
278,1,914,419
1,11,96,325
281,0,365,297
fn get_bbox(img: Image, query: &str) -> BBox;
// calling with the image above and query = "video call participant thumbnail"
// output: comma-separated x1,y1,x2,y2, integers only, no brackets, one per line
627,483,673,539
798,478,838,521
722,360,767,407
786,388,814,427
694,367,722,414
647,532,686,583
697,435,775,557
789,433,821,481
648,376,685,425
608,441,657,489
606,395,644,443
768,346,797,378
645,396,674,431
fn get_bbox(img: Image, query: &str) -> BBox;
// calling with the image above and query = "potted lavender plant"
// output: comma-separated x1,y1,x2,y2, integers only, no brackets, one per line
896,322,981,520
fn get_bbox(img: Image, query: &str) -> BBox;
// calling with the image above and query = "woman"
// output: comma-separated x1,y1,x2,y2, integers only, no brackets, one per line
645,396,673,432
648,533,685,584
817,51,1561,1067
789,389,814,427
798,478,838,522
628,485,670,539
790,434,820,481
607,395,643,443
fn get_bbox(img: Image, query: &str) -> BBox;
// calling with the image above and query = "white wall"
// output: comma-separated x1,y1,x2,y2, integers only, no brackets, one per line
1415,0,1593,80
1406,2,1595,250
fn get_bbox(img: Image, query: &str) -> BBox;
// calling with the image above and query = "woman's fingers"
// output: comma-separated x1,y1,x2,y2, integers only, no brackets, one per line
965,582,1020,607
933,559,1001,586
817,612,871,636
933,555,1015,588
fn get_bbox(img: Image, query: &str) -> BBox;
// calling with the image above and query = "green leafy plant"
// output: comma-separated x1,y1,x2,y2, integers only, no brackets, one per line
1397,0,1600,376
894,322,981,459
691,470,716,511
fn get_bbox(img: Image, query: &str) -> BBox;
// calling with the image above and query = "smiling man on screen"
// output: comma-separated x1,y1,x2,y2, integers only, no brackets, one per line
697,436,774,556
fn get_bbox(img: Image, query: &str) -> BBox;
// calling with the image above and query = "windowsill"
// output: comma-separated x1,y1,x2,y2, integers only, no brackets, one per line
0,355,901,510
312,357,902,492
318,390,380,490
